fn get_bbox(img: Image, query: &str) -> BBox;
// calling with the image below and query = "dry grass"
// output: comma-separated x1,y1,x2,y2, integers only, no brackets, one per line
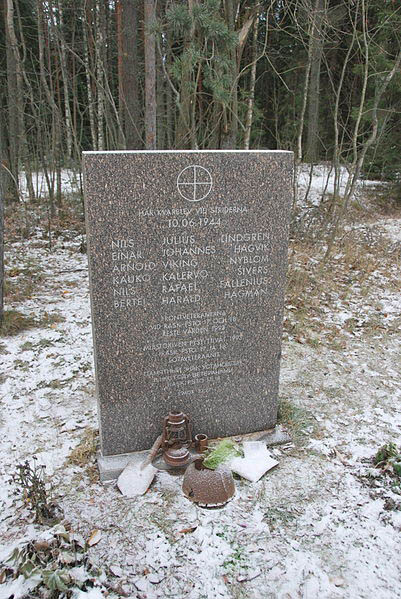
286,222,389,311
0,310,37,336
68,428,99,467
365,183,401,216
4,193,85,244
3,253,45,303
284,213,398,352
4,266,44,303
277,399,318,443
38,312,66,327
0,309,65,338
68,428,100,484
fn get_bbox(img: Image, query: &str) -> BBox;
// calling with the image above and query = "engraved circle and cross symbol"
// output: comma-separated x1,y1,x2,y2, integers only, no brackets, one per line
176,165,213,202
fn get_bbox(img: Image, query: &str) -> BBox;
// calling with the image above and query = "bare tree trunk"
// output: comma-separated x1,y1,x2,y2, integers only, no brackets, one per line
221,0,238,149
305,0,326,163
175,0,196,148
156,42,166,149
57,0,73,160
96,0,106,150
243,16,259,150
117,0,142,149
296,20,313,164
14,4,35,200
37,0,58,213
83,1,97,150
0,124,4,325
221,0,257,149
116,0,125,147
6,0,34,200
164,35,174,149
330,1,359,200
144,0,157,149
4,0,19,201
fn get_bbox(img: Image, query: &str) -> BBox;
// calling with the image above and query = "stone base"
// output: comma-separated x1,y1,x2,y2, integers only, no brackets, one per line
97,425,292,482
239,425,292,446
97,450,149,482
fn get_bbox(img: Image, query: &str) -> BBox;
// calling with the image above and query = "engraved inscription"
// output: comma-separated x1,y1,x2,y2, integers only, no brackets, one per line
110,238,154,308
84,150,292,454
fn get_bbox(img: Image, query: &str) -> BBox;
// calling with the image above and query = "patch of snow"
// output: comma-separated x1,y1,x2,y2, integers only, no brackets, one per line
19,169,82,200
296,163,383,208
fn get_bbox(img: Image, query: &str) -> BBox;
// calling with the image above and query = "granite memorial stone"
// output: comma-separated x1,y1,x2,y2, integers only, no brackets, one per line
83,150,293,468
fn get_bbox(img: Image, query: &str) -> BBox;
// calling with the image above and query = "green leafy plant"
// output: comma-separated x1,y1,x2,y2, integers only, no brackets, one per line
373,442,401,490
203,439,241,470
0,524,114,598
374,442,398,466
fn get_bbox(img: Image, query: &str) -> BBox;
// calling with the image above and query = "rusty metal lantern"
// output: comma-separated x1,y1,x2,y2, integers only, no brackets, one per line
162,411,192,467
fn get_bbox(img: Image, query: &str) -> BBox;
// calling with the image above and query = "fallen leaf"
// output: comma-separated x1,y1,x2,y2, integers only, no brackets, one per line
178,526,197,534
87,529,102,546
333,447,348,466
34,541,51,552
0,570,6,584
70,533,86,548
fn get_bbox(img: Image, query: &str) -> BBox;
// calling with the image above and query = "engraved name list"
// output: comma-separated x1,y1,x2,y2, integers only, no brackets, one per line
84,150,293,455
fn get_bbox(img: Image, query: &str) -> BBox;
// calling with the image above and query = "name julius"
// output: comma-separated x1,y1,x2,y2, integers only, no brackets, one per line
161,234,215,257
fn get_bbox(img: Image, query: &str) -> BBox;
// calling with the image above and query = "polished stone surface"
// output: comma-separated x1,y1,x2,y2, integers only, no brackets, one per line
83,150,293,456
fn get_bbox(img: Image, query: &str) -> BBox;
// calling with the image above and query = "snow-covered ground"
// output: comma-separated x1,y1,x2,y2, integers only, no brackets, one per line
297,163,382,206
18,169,82,200
1,170,400,598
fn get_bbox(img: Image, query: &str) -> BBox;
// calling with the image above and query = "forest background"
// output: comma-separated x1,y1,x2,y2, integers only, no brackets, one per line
1,0,400,201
